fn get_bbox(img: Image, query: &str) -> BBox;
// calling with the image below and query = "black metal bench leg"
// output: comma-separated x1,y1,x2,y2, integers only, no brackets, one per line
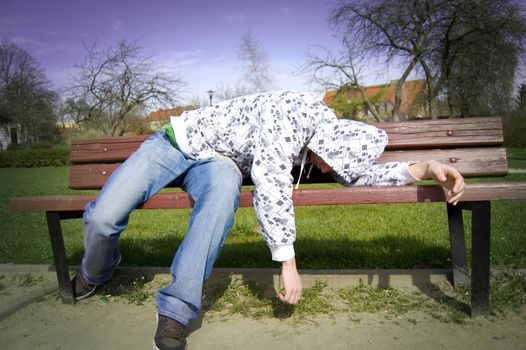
46,211,74,304
470,201,491,317
446,203,470,288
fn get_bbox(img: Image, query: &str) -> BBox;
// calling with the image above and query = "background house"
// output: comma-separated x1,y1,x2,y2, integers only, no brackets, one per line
0,124,20,150
145,105,196,131
323,79,427,120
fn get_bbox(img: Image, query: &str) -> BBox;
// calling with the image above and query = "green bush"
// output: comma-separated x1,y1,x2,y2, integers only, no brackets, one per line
7,140,56,150
503,111,526,148
0,147,70,167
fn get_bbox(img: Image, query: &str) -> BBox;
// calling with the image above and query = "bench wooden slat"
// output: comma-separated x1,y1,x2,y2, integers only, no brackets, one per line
385,130,503,149
10,182,526,212
377,147,507,176
377,117,503,149
375,116,502,134
69,117,504,164
68,147,508,190
70,135,148,164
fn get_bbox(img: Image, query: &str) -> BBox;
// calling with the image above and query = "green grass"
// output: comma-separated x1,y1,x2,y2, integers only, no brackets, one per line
507,148,526,169
10,273,45,287
1,154,526,269
204,278,336,322
77,270,526,323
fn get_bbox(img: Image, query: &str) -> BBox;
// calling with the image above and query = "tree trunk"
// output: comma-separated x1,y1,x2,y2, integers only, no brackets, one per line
357,86,381,122
392,57,418,121
418,59,436,119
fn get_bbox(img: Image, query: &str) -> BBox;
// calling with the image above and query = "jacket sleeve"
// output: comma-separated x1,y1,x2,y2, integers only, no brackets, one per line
347,161,420,186
250,113,297,262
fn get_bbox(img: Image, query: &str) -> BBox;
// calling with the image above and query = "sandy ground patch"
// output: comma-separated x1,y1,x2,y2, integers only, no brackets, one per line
1,293,526,350
1,267,526,350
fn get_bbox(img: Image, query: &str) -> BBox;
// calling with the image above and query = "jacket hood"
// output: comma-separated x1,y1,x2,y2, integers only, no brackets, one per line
306,119,388,185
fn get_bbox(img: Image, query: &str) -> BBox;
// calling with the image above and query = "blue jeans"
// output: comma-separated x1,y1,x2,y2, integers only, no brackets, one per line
81,130,242,326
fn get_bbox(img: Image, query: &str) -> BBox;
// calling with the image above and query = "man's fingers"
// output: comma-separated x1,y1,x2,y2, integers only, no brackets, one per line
454,179,466,194
279,259,303,305
447,188,465,205
279,290,297,304
430,164,447,183
278,287,301,304
436,172,447,183
439,164,465,205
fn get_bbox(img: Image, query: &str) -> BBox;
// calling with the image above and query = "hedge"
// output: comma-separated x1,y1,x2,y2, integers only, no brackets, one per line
503,112,526,148
0,148,70,167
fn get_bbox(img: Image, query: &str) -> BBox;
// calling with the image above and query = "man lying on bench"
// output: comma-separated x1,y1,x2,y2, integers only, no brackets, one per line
71,91,465,350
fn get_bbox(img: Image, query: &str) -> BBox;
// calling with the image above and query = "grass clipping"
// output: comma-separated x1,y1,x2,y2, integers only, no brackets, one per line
202,270,526,324
79,270,526,325
204,278,335,323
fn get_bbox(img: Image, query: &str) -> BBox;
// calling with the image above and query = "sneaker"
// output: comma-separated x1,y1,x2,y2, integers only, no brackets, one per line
72,255,122,301
71,271,97,301
153,315,187,350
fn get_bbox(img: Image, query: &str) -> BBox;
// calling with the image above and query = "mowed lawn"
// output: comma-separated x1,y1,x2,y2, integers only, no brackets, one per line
1,155,525,269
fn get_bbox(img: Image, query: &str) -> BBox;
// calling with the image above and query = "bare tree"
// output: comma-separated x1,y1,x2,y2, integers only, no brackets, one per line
69,39,184,136
214,83,248,101
238,26,272,93
187,95,208,109
59,97,90,131
431,0,526,116
517,83,526,113
304,38,382,121
0,38,58,143
326,0,526,119
329,0,447,120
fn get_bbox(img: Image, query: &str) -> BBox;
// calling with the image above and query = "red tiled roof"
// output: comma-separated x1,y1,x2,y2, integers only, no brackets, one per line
323,79,426,115
145,106,195,122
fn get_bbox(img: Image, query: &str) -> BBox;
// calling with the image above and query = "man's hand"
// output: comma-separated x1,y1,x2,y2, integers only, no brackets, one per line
279,257,302,304
409,161,466,205
426,161,466,205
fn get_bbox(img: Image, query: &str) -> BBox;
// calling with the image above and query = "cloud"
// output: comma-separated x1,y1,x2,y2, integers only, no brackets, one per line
223,13,246,21
0,16,83,40
0,18,28,33
9,36,75,56
0,17,59,36
277,7,293,16
166,49,204,67
153,49,209,76
111,18,124,31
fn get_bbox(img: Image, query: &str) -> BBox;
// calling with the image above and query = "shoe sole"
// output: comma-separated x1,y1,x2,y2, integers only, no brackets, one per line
153,314,187,350
74,255,121,301
74,286,97,301
153,340,187,350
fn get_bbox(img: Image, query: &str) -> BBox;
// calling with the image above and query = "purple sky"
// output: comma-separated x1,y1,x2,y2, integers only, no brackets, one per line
1,0,356,104
4,0,523,105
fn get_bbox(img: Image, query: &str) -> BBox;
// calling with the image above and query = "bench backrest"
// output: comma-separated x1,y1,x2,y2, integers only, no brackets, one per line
69,116,507,190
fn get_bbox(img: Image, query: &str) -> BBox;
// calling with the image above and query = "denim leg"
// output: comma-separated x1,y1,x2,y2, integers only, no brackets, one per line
82,131,190,285
156,157,242,326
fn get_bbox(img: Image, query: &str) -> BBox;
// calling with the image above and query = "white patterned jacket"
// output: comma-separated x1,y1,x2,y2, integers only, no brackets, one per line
170,91,418,261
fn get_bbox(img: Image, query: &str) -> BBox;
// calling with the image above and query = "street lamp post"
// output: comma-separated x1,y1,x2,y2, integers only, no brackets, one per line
206,90,215,106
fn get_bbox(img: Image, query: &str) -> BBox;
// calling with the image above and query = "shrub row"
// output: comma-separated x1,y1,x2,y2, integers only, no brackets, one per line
0,148,70,167
6,140,55,150
503,111,526,148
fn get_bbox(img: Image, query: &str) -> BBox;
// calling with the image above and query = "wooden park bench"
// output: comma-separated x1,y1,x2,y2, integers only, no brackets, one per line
9,116,526,317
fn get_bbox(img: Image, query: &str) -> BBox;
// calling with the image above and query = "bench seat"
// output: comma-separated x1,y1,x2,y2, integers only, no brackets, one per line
9,116,526,317
10,182,526,212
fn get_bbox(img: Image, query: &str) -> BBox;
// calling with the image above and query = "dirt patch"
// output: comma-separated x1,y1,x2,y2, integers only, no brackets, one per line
1,270,526,349
1,293,525,349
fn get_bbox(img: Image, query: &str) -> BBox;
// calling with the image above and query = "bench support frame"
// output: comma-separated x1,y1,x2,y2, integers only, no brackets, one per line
44,202,492,316
469,201,491,317
45,211,83,305
446,201,491,317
